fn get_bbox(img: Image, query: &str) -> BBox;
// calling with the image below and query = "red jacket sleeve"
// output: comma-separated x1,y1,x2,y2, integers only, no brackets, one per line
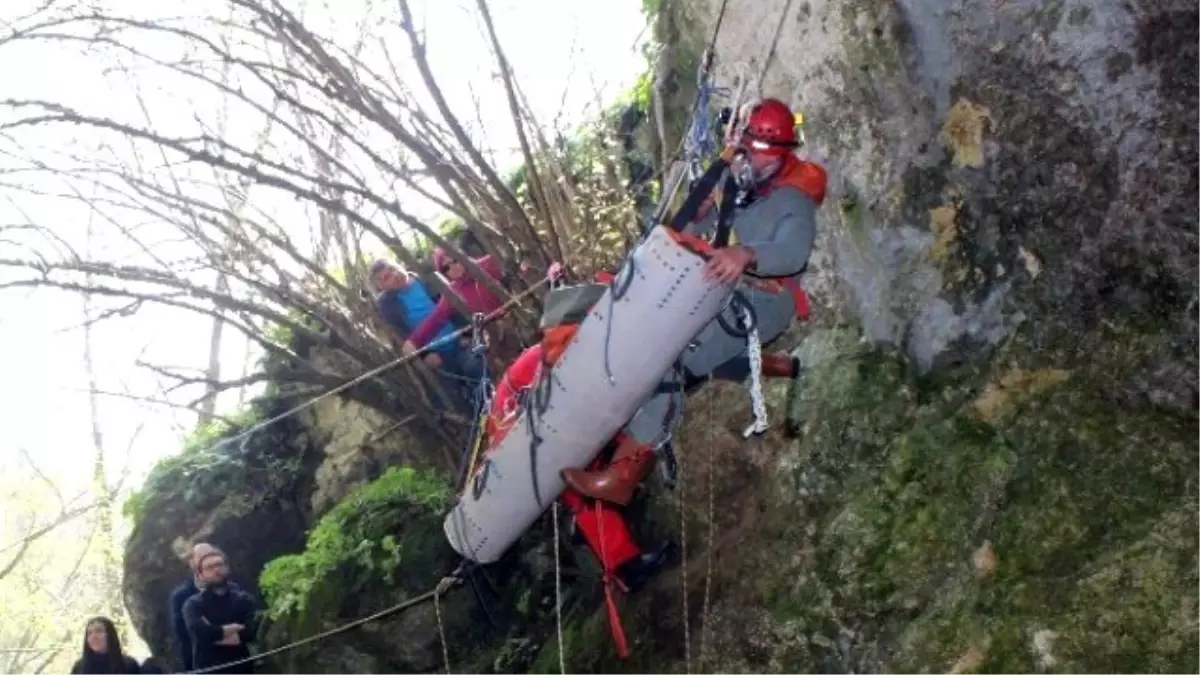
476,254,502,281
408,297,452,349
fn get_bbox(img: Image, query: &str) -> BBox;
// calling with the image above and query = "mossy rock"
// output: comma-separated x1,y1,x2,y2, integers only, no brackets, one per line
260,467,454,622
257,466,573,673
489,324,1197,674
760,333,1197,673
258,467,463,672
121,393,320,671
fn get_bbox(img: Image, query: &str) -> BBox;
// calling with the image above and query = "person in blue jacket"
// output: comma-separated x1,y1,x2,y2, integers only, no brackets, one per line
368,259,483,413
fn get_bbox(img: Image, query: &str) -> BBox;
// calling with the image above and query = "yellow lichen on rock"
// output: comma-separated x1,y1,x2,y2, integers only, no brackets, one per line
929,185,964,261
929,202,960,261
972,539,998,579
950,643,987,674
973,367,1072,421
941,98,994,168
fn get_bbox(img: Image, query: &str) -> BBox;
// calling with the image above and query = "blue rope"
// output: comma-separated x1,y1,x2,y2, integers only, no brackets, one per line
685,70,730,181
454,346,492,489
599,65,729,394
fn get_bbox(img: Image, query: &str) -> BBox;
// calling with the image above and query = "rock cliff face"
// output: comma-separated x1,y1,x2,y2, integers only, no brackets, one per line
684,0,1196,397
122,1,1197,672
121,386,439,671
530,0,1197,672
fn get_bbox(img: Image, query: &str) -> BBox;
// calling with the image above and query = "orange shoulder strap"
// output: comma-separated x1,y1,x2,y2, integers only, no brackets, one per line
773,156,828,207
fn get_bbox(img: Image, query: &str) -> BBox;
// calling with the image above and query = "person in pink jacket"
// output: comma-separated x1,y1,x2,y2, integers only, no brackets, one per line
401,247,506,358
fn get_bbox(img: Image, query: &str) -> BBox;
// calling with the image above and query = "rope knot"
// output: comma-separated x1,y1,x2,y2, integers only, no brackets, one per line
435,575,461,596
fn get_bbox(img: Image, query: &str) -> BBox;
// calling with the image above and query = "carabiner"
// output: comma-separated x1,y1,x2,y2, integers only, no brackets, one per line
470,312,487,353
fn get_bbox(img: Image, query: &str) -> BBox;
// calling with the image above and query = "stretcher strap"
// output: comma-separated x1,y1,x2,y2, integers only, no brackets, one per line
595,501,632,661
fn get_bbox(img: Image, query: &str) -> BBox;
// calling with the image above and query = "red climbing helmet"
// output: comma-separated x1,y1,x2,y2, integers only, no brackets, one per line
740,98,800,156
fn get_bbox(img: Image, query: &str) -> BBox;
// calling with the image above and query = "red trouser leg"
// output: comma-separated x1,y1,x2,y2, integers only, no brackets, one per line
559,487,640,572
558,461,636,661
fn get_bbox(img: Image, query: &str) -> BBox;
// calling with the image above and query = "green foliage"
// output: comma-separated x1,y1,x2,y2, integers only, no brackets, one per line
182,407,260,453
627,68,654,112
436,216,465,237
122,410,253,526
263,320,294,354
258,467,452,629
122,397,303,528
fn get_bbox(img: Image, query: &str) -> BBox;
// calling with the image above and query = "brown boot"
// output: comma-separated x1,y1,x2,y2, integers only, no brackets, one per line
760,352,799,378
562,436,656,506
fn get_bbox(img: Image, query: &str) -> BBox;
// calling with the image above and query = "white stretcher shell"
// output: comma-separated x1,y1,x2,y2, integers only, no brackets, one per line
443,226,730,564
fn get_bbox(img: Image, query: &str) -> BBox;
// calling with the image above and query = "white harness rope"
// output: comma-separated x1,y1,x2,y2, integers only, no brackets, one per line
740,300,769,438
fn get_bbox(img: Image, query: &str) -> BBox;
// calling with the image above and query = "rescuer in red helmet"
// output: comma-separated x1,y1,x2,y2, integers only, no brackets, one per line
563,97,828,506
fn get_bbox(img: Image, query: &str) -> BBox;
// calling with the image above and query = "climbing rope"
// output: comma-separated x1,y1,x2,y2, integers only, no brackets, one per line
455,313,496,489
435,576,452,675
678,443,692,675
741,298,769,437
551,501,567,675
685,69,730,184
459,410,489,491
651,0,734,225
699,392,717,669
184,279,549,461
185,574,465,674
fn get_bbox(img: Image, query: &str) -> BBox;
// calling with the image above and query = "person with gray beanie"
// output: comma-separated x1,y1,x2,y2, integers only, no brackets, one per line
181,548,259,674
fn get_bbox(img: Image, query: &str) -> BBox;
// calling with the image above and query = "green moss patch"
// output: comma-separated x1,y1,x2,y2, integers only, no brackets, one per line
761,327,1197,673
122,397,305,528
259,467,453,633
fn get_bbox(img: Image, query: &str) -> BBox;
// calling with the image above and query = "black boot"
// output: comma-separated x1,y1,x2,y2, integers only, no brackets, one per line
615,540,676,593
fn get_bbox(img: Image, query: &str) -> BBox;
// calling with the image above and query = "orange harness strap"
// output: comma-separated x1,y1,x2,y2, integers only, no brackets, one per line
595,499,632,661
663,228,812,321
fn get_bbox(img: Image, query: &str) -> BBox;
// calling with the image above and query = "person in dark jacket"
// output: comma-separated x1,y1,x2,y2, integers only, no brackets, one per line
182,548,259,674
70,616,140,674
170,542,243,672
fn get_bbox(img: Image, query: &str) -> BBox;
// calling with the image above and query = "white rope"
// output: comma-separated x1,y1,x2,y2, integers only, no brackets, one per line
186,577,461,674
678,442,692,674
551,501,566,675
186,279,549,458
698,393,716,669
741,302,768,438
721,61,756,146
434,587,451,675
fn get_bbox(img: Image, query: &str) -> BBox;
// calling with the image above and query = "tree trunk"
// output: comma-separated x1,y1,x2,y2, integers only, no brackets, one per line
197,272,228,426
81,216,126,643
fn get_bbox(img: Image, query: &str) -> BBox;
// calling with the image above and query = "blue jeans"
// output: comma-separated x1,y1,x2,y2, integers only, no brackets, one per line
432,349,486,416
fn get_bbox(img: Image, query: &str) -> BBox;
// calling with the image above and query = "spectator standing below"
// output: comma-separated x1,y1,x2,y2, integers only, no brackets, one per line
170,542,242,672
182,549,259,675
70,617,140,674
